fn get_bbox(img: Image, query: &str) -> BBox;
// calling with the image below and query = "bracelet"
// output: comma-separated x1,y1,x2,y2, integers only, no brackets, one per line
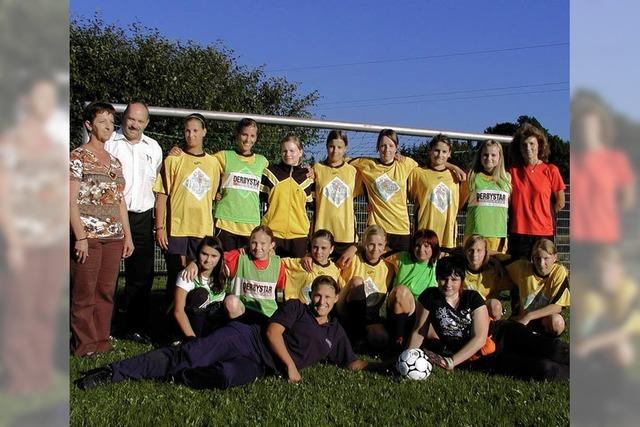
76,237,88,241
154,226,165,231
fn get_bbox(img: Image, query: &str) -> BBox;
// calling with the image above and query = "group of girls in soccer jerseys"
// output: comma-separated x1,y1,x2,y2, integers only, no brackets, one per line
81,117,570,389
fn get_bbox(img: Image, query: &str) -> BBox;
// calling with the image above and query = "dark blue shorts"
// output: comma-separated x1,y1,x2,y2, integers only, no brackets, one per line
167,236,202,258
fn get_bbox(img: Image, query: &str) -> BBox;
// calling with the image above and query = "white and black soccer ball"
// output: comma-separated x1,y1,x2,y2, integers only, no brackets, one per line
396,348,432,380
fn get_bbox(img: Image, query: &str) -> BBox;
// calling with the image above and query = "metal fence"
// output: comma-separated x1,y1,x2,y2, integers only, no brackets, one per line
136,188,570,275
112,104,569,272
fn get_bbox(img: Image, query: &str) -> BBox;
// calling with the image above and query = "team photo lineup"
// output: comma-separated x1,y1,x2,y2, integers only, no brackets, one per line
71,101,569,390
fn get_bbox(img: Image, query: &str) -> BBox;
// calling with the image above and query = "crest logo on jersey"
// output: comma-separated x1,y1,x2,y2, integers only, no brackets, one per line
374,173,400,202
323,176,349,208
429,181,452,213
363,276,384,307
183,166,212,201
301,282,313,304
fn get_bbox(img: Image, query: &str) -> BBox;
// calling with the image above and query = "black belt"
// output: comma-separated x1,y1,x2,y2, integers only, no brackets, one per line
128,209,153,216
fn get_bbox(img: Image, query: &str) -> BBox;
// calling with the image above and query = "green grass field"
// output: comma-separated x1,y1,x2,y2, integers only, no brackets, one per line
70,280,569,426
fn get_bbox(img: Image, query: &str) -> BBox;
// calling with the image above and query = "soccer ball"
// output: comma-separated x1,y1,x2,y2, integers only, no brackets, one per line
396,348,432,380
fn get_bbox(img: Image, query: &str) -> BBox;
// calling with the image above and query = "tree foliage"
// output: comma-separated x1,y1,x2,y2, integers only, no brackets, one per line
0,0,68,131
400,115,569,182
485,115,570,181
70,16,320,160
400,138,475,170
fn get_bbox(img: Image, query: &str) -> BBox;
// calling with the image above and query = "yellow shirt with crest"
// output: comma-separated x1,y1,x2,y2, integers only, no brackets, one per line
408,167,460,248
349,157,418,235
313,161,361,243
282,258,343,304
505,260,570,315
340,252,394,310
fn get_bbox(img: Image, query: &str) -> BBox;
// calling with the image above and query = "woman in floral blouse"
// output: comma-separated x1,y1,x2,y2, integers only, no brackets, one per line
70,101,134,357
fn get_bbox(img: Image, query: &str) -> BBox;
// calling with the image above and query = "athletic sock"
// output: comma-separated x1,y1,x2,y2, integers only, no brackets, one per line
345,299,367,341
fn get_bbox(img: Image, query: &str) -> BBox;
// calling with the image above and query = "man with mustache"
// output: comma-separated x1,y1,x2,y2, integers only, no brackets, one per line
105,102,163,344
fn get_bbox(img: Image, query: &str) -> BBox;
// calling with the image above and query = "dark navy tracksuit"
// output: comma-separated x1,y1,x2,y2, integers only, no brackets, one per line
109,301,356,389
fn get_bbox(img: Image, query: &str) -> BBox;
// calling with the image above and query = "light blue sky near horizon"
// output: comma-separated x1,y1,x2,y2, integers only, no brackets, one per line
71,0,569,140
571,0,640,125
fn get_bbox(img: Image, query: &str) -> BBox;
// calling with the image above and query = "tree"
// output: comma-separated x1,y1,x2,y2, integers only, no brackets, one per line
70,16,320,161
0,0,68,132
400,137,475,170
485,115,569,181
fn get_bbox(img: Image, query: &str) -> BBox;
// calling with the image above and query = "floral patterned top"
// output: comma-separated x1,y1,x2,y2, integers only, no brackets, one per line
70,147,125,239
1,132,68,247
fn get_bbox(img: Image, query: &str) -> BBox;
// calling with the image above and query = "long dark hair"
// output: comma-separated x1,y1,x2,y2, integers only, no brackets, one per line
195,236,225,293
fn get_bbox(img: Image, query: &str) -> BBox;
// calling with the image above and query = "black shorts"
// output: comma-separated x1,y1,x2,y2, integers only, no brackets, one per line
507,233,553,260
331,241,356,261
168,236,202,259
386,233,411,252
384,311,417,340
274,237,308,258
216,229,250,252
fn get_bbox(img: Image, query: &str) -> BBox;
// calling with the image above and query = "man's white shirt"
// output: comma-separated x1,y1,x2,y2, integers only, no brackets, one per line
105,129,163,212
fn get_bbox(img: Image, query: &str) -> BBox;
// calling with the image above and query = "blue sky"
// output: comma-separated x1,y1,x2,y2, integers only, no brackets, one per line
571,0,640,123
71,0,569,139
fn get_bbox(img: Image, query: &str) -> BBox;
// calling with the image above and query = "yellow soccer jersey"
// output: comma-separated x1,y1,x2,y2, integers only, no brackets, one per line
408,167,460,248
282,258,343,303
261,163,314,239
573,272,640,337
464,266,512,300
506,260,570,315
214,151,269,237
154,152,221,237
340,252,394,309
350,157,418,235
313,161,361,244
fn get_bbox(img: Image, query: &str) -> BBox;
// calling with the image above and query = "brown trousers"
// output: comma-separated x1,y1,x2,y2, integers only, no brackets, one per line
70,238,123,356
1,245,66,393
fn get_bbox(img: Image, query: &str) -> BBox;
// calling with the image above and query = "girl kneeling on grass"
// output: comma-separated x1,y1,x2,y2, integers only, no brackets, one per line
283,229,343,304
505,238,570,336
75,276,387,390
337,229,440,351
223,225,287,325
182,225,287,325
408,257,569,380
383,229,440,351
339,225,395,349
462,234,512,320
173,236,226,340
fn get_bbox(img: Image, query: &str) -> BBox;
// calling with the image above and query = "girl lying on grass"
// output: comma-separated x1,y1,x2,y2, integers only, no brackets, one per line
75,276,387,390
